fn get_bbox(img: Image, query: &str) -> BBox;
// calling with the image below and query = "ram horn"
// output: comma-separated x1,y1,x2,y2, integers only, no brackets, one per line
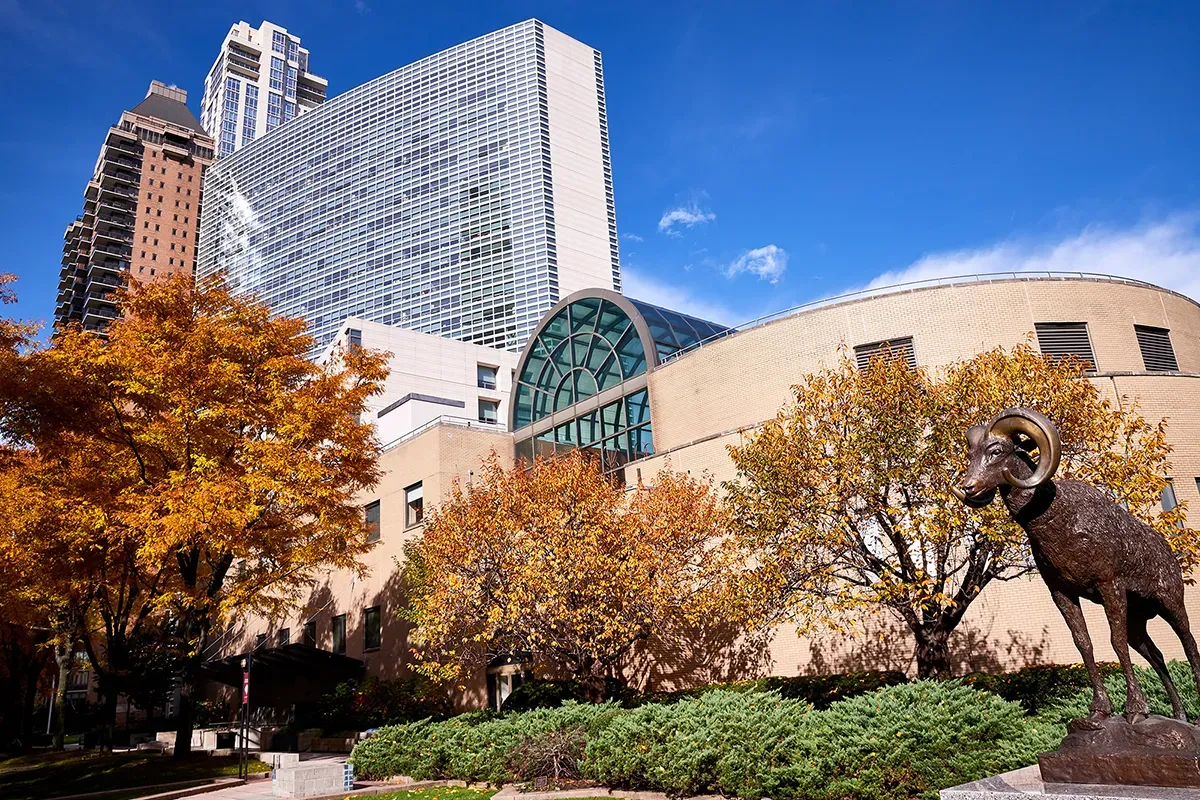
986,407,1062,490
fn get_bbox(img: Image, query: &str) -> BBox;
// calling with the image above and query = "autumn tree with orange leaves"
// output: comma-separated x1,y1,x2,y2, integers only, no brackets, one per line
724,343,1196,679
404,450,733,699
0,274,388,754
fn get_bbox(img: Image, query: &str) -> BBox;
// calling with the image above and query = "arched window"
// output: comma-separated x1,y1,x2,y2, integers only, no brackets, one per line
511,290,731,473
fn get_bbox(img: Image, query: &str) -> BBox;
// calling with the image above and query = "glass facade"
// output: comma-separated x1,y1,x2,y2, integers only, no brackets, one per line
197,20,620,353
511,292,731,474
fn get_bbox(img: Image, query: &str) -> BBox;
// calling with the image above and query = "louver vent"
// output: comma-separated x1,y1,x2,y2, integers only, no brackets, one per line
1035,322,1096,372
854,336,916,370
1135,326,1179,372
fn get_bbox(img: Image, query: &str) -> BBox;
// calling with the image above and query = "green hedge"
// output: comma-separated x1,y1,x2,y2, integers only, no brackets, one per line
351,682,1056,799
504,670,908,713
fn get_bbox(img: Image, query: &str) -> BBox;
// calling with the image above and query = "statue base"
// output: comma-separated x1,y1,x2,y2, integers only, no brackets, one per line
941,765,1200,799
1039,714,1200,788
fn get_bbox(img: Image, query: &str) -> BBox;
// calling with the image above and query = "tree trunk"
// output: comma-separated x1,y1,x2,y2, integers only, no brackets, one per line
913,624,953,679
52,642,70,750
100,684,118,752
173,680,194,758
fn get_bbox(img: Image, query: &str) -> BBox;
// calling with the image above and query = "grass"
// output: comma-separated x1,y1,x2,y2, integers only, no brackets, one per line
372,789,496,800
0,751,270,800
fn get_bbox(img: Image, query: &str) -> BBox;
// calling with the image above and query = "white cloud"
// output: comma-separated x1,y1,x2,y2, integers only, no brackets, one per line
621,269,741,327
864,215,1200,301
658,205,716,236
724,244,788,284
621,232,644,243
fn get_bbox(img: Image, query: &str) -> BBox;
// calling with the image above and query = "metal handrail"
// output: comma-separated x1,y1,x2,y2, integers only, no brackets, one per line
657,271,1185,365
380,415,507,453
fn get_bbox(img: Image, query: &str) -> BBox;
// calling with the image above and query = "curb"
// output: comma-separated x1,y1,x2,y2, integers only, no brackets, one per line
44,777,245,800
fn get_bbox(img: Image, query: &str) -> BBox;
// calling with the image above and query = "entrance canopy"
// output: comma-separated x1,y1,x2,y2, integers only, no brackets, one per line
200,643,365,688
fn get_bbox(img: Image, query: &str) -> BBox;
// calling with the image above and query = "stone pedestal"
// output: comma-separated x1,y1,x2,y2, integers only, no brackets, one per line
941,765,1200,800
271,762,354,798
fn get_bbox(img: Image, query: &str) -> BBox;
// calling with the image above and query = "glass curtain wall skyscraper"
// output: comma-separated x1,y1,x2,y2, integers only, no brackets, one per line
198,19,621,352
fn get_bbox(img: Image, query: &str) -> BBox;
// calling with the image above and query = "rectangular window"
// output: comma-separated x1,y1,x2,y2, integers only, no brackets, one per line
1135,325,1179,372
303,620,316,647
285,66,298,100
243,84,259,143
477,363,498,389
269,57,285,91
277,628,289,647
478,398,499,424
364,606,381,651
405,482,424,528
854,336,916,370
286,39,299,63
271,30,287,53
1163,480,1179,513
347,328,362,349
1035,322,1096,372
255,633,267,649
365,500,381,543
332,614,346,654
267,93,282,132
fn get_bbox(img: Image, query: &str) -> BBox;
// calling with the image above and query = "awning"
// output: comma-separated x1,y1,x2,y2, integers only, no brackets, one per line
200,643,365,688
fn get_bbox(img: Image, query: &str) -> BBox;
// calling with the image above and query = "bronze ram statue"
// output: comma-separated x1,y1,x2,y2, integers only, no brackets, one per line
953,407,1200,725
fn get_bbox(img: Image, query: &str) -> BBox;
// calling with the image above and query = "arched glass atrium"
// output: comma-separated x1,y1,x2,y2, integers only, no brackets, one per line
511,289,732,473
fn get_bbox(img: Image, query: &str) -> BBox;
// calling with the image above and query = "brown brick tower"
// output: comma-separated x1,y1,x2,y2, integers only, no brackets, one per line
55,81,215,335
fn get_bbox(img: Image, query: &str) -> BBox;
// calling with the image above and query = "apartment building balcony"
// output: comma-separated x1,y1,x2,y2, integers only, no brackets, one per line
87,257,127,278
101,151,142,173
82,306,120,328
96,210,135,231
92,231,133,254
84,274,124,296
82,288,118,311
97,180,138,201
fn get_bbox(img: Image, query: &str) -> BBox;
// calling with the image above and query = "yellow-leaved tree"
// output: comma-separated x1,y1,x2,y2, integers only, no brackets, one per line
1,274,388,754
724,343,1195,679
404,450,732,699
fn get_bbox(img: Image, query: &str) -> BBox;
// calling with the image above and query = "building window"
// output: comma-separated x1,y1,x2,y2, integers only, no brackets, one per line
269,57,285,91
1163,480,1179,513
477,363,498,390
405,483,423,528
1135,326,1179,372
271,30,287,53
303,620,316,647
1035,322,1096,372
347,328,362,349
254,633,267,649
332,614,346,654
478,399,499,424
364,500,381,543
854,336,917,370
267,92,282,132
364,606,381,651
277,628,290,647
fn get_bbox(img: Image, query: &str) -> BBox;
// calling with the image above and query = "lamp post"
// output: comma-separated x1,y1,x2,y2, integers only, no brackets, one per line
238,654,252,779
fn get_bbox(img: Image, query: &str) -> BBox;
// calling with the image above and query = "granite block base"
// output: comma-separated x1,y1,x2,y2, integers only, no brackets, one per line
941,766,1200,800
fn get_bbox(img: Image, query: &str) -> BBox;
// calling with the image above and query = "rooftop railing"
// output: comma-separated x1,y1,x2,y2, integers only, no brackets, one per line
380,415,507,453
657,271,1181,365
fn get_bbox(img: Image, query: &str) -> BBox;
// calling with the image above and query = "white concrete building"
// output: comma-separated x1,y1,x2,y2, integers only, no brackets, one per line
198,19,621,352
200,20,327,157
324,319,520,445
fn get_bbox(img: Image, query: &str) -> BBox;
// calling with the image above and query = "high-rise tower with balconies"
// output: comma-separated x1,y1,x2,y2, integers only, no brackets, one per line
200,21,327,157
55,81,216,335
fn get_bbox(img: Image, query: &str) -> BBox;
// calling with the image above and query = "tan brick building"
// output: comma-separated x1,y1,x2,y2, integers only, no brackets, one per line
214,272,1200,714
55,81,215,334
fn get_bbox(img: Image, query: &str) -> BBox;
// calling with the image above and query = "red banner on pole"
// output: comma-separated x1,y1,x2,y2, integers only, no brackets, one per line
242,671,249,704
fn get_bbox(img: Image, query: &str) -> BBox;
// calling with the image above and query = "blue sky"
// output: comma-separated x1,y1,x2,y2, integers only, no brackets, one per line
2,0,1198,330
